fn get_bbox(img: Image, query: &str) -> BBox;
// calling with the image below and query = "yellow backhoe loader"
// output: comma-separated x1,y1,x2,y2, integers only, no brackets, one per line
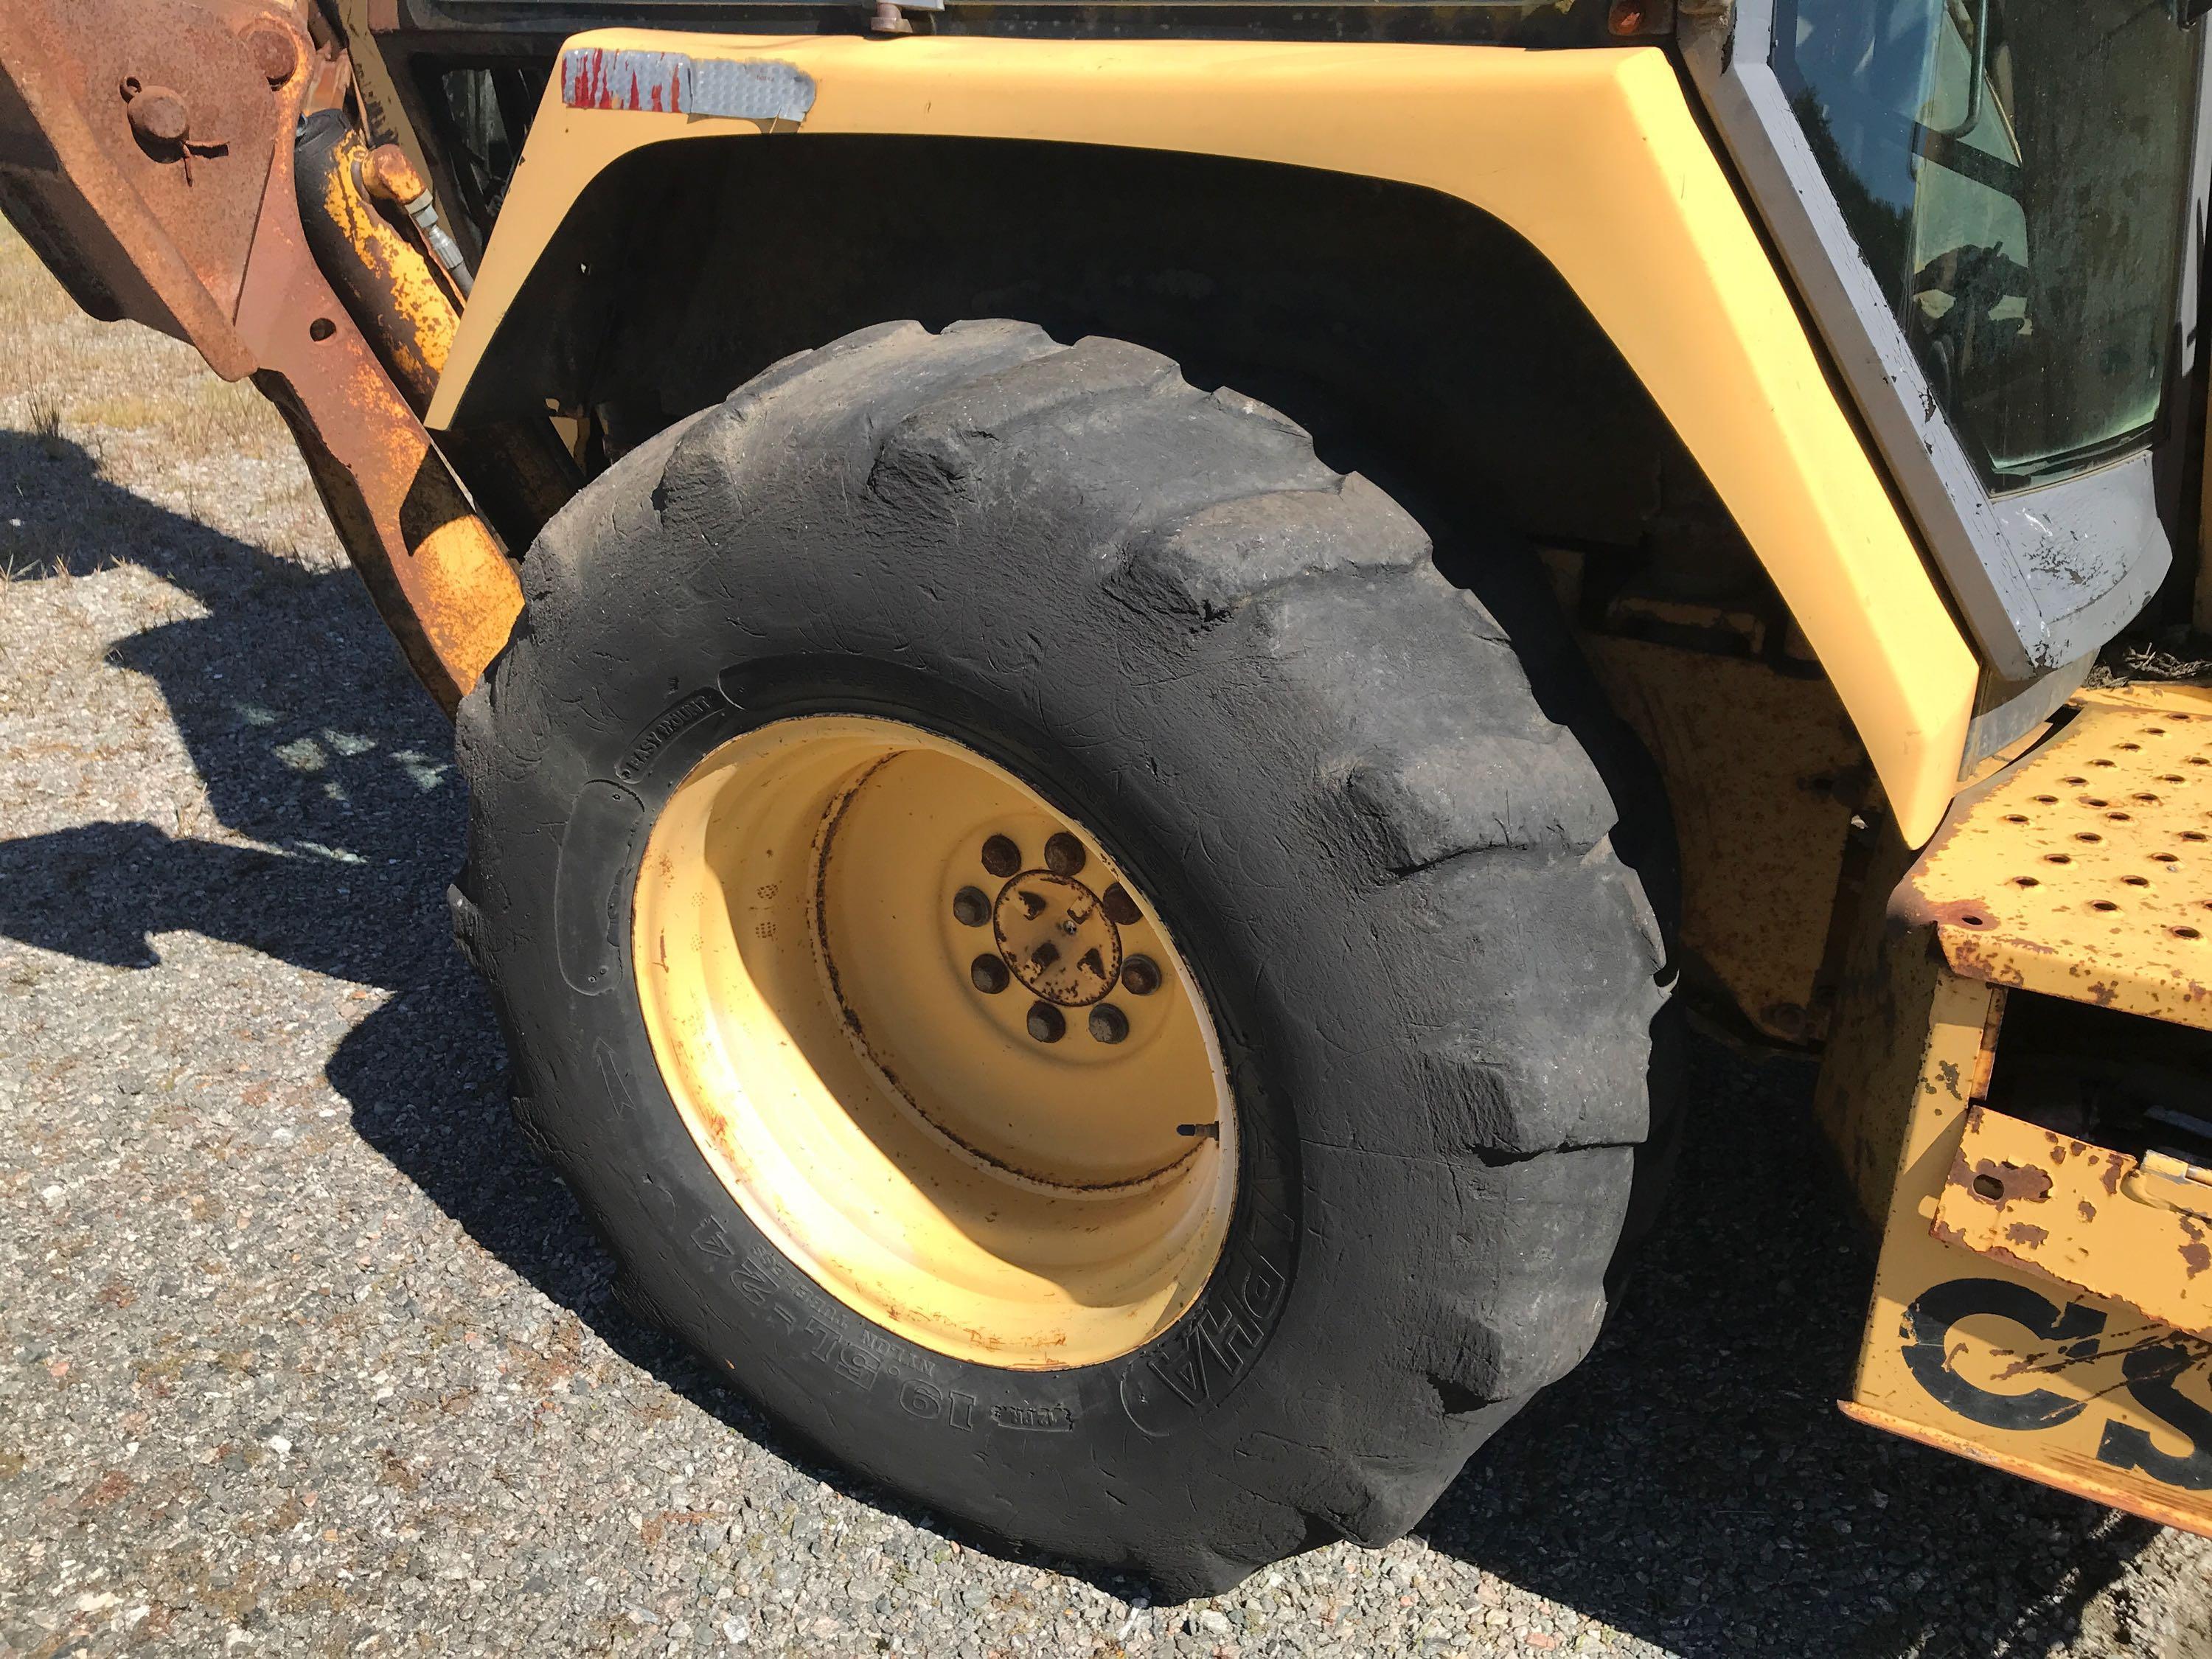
2,0,2208,1593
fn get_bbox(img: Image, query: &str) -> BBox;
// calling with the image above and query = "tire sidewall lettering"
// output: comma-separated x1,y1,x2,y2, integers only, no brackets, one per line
585,673,1305,1445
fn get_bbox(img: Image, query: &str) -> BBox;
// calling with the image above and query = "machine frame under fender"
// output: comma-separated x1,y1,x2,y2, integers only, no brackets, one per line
1823,686,2212,1536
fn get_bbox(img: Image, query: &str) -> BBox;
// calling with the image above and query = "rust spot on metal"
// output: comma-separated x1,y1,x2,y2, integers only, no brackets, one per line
240,21,295,88
1937,1104,2212,1343
1924,898,1999,932
1101,883,1142,927
0,0,289,373
0,4,521,712
1952,1238,2051,1279
1965,1155,2053,1206
356,142,426,206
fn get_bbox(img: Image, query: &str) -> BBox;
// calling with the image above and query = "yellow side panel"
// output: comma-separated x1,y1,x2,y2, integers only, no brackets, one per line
433,35,1978,844
1831,683,2212,1530
1931,1105,2212,1345
1845,966,2212,1537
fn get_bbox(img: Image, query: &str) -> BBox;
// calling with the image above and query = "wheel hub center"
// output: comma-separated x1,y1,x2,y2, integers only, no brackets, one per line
992,872,1123,1006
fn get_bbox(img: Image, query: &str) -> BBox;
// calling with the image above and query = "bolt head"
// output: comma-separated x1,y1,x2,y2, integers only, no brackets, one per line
1088,1004,1130,1045
1120,955,1161,997
980,835,1022,878
127,89,191,146
970,955,1010,995
243,24,296,86
1025,1002,1066,1043
1043,832,1088,877
1100,883,1141,926
952,886,990,928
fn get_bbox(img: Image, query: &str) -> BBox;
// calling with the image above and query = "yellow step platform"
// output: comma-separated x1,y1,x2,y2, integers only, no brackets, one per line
1907,686,2212,1029
1822,684,2212,1537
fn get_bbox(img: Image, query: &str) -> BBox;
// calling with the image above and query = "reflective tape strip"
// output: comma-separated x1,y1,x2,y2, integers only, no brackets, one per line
560,49,817,122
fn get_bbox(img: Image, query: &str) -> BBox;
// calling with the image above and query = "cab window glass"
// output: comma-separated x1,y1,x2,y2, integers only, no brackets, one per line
1777,0,2199,488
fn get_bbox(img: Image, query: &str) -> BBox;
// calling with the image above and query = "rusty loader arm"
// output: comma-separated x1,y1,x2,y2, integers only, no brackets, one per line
0,0,521,712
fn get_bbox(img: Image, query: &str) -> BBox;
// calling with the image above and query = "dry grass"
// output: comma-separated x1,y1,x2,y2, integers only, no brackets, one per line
0,226,82,334
0,219,332,558
0,214,346,776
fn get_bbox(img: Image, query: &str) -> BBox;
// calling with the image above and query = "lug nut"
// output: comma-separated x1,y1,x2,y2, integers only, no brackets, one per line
1044,832,1088,877
1088,1004,1130,1045
1121,955,1161,996
1101,883,1141,926
952,886,990,927
1026,1002,1065,1043
981,835,1022,877
970,955,1010,995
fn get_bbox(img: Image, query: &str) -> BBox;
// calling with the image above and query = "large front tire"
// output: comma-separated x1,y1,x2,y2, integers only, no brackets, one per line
452,321,1674,1595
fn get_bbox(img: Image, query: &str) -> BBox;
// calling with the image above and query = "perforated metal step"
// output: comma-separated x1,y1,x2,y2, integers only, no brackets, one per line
1907,686,2212,1032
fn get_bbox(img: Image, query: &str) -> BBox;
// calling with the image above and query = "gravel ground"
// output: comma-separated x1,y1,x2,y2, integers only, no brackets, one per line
3,225,2211,1659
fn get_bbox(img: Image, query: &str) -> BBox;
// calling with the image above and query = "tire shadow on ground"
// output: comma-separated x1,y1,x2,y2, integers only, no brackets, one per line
0,428,1105,1586
0,431,2174,1653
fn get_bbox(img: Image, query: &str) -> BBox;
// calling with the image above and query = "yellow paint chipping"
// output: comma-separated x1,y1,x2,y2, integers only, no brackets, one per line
317,159,455,390
407,515,523,696
1933,1105,2212,1343
1578,631,1863,1042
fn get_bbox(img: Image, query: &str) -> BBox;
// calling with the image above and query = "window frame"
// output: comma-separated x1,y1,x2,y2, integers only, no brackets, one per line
1681,0,2212,692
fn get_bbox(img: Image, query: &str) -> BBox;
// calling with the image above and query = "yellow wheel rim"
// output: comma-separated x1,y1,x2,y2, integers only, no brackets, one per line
633,714,1237,1369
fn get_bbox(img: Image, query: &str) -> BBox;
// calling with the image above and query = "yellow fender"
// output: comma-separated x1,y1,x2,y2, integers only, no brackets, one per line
431,32,1978,844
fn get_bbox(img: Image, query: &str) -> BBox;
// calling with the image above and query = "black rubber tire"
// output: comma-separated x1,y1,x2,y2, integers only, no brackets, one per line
451,321,1675,1597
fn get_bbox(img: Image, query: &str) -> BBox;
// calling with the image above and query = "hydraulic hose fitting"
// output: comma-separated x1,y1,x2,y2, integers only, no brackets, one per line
356,142,473,296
